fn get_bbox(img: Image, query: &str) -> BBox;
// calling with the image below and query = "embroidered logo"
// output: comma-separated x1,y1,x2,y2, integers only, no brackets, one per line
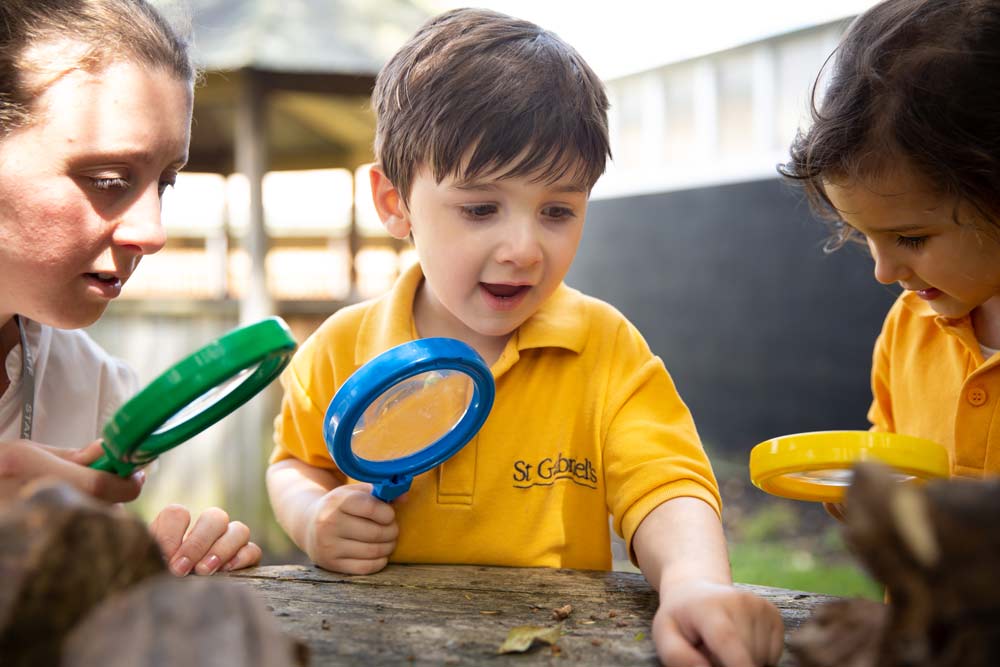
512,453,598,489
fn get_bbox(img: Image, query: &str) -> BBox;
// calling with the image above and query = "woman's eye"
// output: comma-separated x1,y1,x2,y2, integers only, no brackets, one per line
158,178,177,197
461,204,497,220
542,206,575,221
91,177,130,191
895,235,928,249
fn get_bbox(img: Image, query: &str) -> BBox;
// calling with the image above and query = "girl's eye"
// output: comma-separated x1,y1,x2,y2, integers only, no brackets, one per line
460,204,497,220
542,206,575,221
895,235,928,249
91,177,130,191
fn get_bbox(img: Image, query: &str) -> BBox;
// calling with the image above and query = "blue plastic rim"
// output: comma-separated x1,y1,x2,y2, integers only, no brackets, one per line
323,338,495,502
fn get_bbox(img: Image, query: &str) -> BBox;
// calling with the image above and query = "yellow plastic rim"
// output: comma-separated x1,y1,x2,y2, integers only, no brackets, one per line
749,430,950,503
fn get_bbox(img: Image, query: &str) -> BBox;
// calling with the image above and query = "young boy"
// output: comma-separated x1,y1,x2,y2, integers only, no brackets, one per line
266,9,783,666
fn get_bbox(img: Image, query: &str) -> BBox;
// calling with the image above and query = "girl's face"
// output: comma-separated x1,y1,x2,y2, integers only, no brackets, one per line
0,58,193,328
824,168,1000,322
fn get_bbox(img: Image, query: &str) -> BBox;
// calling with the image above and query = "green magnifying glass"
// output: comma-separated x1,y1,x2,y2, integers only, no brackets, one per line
90,317,297,476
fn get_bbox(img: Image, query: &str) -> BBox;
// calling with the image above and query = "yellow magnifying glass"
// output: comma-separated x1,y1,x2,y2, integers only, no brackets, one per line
749,430,950,503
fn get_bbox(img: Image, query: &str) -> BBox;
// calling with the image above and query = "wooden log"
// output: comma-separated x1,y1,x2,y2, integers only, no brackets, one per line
0,481,165,666
788,463,1000,667
63,575,309,667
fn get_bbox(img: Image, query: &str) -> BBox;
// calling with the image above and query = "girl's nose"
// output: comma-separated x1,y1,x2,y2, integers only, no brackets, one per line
869,239,909,285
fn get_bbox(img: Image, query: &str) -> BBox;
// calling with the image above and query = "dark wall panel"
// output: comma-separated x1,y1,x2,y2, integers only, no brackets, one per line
566,178,898,457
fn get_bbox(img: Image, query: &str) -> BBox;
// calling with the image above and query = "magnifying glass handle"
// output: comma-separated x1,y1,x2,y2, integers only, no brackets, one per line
88,442,136,477
372,476,412,503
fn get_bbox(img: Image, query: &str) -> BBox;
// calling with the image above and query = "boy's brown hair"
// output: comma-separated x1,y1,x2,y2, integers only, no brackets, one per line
372,7,610,204
779,0,1000,248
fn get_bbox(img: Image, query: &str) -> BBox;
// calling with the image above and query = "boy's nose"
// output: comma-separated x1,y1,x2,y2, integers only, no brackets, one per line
112,184,168,256
497,219,543,267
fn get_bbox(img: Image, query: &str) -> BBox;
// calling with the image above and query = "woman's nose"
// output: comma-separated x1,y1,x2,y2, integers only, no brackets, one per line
112,184,167,256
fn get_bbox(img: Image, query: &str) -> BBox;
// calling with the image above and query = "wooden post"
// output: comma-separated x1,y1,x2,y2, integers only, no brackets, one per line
230,68,274,533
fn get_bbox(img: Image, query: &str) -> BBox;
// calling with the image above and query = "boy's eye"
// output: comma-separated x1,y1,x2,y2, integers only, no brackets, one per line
895,235,928,249
460,204,497,220
542,206,575,221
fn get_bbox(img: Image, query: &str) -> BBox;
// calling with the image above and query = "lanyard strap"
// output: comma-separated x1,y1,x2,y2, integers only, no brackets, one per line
14,316,35,440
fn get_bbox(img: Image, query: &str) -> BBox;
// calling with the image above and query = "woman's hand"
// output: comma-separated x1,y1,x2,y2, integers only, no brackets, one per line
0,438,144,504
149,504,262,576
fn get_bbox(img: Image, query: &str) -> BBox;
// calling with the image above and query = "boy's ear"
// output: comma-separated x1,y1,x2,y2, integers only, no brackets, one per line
370,165,411,239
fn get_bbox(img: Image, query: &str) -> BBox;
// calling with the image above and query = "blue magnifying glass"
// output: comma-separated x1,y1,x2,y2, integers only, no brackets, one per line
323,338,495,502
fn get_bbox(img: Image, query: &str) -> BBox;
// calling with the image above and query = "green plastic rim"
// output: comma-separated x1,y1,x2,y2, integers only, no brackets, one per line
93,317,297,476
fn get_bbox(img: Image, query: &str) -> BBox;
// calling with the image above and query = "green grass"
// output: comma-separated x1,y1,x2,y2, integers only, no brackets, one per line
729,541,881,599
726,503,882,600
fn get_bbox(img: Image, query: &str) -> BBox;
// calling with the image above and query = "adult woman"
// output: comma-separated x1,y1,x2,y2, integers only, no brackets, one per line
0,0,260,576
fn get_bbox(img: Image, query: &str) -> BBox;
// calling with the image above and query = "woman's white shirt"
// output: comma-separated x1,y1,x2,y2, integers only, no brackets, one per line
0,318,137,448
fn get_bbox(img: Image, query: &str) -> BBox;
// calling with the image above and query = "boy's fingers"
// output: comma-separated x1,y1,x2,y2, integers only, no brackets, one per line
320,555,388,576
335,513,399,544
193,520,251,575
149,504,192,561
339,488,395,525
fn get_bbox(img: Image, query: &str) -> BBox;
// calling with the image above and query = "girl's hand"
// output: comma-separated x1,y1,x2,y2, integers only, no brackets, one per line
304,482,398,575
149,504,262,576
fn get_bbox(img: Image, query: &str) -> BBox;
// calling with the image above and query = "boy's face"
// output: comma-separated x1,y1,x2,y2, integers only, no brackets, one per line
376,162,589,351
823,168,1000,321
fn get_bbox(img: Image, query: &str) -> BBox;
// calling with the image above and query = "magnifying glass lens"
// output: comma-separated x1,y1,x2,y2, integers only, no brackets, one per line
351,369,473,461
154,364,260,435
783,468,916,486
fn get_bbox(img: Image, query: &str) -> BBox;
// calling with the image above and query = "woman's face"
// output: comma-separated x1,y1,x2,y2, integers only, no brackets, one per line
0,57,193,328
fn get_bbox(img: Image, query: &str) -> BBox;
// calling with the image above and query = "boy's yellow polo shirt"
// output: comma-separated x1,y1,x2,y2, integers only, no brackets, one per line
869,291,1000,478
272,263,720,570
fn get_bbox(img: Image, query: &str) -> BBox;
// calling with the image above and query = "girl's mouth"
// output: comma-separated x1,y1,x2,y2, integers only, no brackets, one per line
915,287,941,301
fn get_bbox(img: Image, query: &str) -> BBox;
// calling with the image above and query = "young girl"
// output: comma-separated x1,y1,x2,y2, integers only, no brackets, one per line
780,0,1000,478
0,0,261,575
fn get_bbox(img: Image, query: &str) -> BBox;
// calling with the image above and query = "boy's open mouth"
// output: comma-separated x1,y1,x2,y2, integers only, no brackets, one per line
481,283,529,299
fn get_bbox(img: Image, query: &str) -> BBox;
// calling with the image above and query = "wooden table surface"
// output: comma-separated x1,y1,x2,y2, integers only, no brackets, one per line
228,564,838,666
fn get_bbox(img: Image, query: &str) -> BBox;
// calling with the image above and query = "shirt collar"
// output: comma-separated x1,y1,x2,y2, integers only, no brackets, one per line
354,262,588,365
900,290,983,357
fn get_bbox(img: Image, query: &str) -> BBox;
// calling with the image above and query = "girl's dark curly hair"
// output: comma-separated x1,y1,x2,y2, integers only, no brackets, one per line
778,0,1000,250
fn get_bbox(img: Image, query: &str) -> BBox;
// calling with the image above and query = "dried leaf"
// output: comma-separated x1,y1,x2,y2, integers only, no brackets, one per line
497,624,562,654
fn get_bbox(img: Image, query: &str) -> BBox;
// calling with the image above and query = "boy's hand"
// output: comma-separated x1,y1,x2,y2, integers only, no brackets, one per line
0,438,144,504
305,482,398,575
653,579,784,667
150,504,262,576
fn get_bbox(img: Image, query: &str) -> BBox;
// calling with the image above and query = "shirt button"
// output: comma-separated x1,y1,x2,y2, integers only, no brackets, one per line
967,387,988,406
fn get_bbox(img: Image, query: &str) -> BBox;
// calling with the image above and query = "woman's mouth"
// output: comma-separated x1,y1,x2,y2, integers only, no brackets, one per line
84,272,124,298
